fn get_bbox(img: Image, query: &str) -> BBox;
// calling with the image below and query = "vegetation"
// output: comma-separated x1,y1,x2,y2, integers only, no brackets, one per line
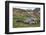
13,8,40,28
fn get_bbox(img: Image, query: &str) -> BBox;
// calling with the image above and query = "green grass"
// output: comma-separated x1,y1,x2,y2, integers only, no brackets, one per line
13,16,40,28
13,22,40,28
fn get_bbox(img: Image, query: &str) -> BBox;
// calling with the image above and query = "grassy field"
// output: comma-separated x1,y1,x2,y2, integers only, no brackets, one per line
13,16,40,28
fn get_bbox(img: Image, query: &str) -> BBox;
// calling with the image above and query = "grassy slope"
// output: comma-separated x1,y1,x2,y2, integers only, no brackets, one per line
13,16,40,28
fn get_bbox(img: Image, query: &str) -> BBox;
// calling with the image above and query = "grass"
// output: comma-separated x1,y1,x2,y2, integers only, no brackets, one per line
13,16,40,28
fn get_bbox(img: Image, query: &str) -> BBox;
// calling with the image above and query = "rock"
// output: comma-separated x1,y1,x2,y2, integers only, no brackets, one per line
24,17,37,24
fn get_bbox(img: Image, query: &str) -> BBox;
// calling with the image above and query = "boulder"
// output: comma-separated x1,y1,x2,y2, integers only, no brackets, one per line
24,17,37,24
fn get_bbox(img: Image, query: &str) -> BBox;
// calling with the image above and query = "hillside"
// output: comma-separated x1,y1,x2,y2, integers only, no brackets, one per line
13,8,40,28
